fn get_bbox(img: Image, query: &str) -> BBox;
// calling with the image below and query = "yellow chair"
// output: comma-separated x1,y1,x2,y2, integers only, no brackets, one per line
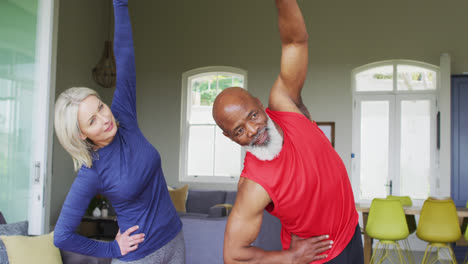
387,195,416,264
387,195,417,233
416,198,461,264
366,198,409,264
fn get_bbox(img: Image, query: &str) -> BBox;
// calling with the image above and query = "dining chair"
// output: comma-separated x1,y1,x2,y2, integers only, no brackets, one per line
416,198,461,264
366,198,409,264
386,195,416,264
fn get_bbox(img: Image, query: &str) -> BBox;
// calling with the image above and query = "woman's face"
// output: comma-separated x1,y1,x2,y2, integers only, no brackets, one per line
77,95,117,149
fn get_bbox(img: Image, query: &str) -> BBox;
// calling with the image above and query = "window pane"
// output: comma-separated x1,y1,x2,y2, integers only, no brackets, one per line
0,0,38,223
190,75,217,124
191,75,217,107
185,69,246,180
190,106,214,125
360,101,389,199
214,126,241,177
217,75,233,90
217,75,244,91
356,66,393,92
189,74,245,125
233,76,244,88
188,125,214,176
400,100,431,198
397,65,436,91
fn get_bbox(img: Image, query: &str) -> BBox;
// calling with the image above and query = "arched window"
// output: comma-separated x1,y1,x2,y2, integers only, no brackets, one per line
352,60,438,202
179,66,247,182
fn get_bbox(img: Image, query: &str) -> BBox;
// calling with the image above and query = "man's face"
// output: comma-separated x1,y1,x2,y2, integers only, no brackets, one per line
220,98,269,147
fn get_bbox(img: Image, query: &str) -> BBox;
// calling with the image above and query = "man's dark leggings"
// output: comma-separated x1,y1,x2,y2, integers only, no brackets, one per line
326,224,364,264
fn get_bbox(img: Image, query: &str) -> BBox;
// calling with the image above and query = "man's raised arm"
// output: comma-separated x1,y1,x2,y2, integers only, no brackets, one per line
224,178,331,264
269,0,311,119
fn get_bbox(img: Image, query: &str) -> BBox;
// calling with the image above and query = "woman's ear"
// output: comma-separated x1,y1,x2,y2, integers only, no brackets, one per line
79,133,87,141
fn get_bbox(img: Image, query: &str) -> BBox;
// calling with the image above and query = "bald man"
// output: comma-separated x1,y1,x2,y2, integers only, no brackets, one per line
212,0,363,263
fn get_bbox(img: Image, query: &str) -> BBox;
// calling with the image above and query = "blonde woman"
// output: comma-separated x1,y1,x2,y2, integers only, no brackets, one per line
53,1,184,263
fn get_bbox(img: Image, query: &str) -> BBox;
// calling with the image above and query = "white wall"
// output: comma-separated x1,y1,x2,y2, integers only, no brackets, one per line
51,0,468,225
51,0,115,225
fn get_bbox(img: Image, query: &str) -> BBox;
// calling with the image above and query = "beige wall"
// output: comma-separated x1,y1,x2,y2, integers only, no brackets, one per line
51,0,115,225
51,0,468,225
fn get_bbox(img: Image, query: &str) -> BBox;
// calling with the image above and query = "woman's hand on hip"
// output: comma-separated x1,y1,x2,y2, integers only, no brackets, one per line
115,225,145,256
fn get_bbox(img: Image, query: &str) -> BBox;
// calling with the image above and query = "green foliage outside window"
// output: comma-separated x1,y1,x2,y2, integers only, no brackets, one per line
374,72,433,82
373,73,393,80
192,75,244,106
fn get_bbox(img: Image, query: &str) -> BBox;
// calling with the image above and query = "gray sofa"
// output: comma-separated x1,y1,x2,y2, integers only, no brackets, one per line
0,189,282,264
180,189,282,264
0,212,111,264
180,189,237,218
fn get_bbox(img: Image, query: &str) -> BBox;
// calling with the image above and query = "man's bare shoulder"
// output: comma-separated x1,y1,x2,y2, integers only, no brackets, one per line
268,85,311,120
236,178,272,210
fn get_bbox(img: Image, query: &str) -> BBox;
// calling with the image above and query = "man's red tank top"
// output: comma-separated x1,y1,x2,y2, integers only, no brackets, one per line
241,109,358,263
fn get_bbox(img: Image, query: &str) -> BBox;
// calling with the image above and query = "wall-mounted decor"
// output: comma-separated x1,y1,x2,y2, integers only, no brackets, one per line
316,122,335,148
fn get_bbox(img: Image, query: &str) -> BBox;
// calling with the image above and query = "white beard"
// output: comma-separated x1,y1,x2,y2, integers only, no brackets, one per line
245,118,283,161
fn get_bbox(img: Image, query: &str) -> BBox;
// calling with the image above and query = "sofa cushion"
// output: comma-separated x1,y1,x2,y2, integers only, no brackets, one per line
252,212,283,251
225,191,237,205
181,217,227,264
0,221,28,264
186,190,226,214
0,221,28,236
1,232,62,264
168,184,189,213
208,206,226,218
0,241,6,263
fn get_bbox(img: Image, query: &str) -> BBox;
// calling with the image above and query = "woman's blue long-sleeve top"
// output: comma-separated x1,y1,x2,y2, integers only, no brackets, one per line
53,0,182,261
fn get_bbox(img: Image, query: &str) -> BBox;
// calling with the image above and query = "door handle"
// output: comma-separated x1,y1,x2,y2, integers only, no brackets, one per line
384,180,393,195
34,162,41,184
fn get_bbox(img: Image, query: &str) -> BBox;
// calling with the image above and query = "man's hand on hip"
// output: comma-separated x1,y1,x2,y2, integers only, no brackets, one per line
288,234,333,264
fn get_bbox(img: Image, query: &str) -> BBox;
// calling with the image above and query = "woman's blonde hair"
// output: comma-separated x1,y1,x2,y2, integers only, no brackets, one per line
54,87,100,171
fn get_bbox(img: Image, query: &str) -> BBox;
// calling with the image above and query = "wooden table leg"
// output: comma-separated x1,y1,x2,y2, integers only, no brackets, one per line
362,212,373,264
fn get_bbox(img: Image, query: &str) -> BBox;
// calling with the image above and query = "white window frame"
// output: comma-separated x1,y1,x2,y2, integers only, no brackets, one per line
179,66,247,183
351,60,439,205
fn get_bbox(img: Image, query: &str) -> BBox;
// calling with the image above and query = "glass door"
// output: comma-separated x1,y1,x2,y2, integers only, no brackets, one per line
397,95,436,199
352,61,439,204
352,95,436,202
0,0,55,235
353,96,395,201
